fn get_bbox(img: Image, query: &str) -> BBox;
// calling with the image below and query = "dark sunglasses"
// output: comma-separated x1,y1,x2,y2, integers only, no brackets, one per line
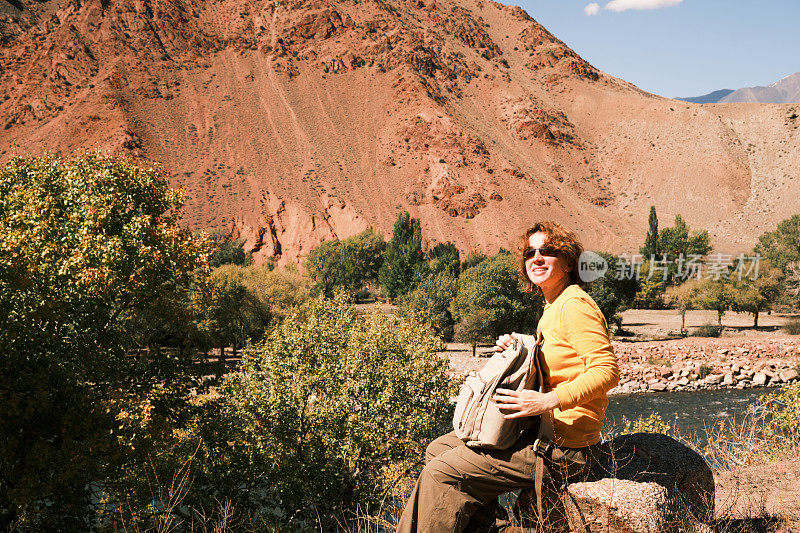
523,246,559,260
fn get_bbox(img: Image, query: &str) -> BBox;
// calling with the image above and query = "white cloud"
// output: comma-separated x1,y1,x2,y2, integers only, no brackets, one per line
604,0,682,12
584,3,600,16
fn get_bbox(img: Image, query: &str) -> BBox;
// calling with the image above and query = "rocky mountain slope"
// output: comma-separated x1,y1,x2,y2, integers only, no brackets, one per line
2,0,800,265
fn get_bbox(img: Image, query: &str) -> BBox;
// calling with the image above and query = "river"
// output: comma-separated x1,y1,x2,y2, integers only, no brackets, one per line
603,386,782,448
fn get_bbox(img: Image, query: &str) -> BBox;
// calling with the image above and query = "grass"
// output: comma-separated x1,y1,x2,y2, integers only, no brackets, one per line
783,319,800,335
691,322,723,337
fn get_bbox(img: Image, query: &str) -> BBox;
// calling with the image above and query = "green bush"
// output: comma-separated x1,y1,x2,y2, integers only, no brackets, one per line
783,319,800,335
450,252,541,340
223,294,454,528
585,253,637,323
697,364,713,379
397,271,458,341
761,383,800,443
622,412,671,435
206,228,250,267
306,229,385,297
690,323,722,337
0,153,208,529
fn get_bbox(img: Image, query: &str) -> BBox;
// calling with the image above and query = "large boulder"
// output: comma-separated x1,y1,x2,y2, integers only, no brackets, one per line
513,433,714,532
565,433,714,532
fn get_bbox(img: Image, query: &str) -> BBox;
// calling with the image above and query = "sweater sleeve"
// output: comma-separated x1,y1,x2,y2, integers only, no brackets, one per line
553,296,620,410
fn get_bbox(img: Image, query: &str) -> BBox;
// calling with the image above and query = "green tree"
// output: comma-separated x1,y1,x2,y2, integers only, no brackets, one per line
379,212,427,299
754,215,800,272
193,265,310,372
206,229,249,267
664,279,703,332
462,250,487,271
632,260,669,309
730,263,783,328
659,214,711,263
450,252,541,340
698,278,735,326
585,252,638,324
640,205,660,258
305,229,385,297
687,230,712,257
638,210,711,287
241,264,310,324
0,154,208,529
193,266,257,376
223,294,453,528
398,271,458,340
428,241,461,277
453,309,492,357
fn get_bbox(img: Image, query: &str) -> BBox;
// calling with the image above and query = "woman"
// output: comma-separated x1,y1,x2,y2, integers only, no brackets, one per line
396,221,619,533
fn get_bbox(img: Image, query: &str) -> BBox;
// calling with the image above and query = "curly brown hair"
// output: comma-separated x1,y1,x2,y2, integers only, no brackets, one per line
517,221,585,293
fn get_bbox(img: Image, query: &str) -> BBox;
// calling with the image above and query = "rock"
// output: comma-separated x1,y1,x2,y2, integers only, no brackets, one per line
779,369,799,382
564,434,715,532
676,377,690,387
753,372,770,386
626,381,641,391
568,479,670,531
704,374,724,385
649,382,667,392
722,373,735,386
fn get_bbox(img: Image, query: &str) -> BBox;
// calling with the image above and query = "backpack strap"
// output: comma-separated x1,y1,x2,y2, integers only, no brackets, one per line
530,331,556,524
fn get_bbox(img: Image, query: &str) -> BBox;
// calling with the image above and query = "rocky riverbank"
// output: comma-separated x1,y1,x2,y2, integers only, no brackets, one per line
610,336,800,394
444,335,800,394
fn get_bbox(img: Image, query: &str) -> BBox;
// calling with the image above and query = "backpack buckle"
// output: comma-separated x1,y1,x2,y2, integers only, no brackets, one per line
533,437,553,457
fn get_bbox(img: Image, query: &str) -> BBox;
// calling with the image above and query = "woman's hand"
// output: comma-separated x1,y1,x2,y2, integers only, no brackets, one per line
492,334,514,352
492,389,560,419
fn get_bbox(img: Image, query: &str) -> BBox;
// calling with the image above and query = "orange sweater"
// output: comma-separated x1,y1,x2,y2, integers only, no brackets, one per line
537,284,619,448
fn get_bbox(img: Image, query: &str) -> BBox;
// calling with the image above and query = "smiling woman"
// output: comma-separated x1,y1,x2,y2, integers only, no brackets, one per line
396,221,619,533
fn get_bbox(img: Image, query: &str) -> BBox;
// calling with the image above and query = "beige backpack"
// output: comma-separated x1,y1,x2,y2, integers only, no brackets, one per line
452,332,552,449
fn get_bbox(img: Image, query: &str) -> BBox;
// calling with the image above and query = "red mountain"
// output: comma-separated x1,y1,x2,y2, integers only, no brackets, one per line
2,0,799,264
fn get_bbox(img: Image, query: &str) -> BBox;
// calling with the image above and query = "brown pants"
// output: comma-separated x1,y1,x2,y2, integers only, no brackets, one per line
396,431,596,533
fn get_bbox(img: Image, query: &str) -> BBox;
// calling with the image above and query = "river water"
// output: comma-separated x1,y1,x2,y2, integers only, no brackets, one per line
603,386,782,448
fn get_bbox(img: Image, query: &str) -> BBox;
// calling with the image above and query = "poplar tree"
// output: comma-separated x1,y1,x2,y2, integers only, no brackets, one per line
379,211,426,299
640,205,659,258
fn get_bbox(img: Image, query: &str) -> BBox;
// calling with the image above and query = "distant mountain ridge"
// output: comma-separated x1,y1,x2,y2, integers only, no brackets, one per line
675,89,734,104
677,73,800,103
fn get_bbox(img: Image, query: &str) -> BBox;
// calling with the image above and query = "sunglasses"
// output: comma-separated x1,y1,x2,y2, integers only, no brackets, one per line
523,246,559,260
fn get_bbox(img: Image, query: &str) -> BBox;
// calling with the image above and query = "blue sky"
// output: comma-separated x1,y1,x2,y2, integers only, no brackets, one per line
514,0,800,98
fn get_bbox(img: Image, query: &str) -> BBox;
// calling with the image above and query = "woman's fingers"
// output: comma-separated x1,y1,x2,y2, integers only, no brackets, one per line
492,389,522,409
493,334,513,351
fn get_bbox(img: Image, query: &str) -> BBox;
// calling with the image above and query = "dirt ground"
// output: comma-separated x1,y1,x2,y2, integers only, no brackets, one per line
618,309,796,338
714,459,800,531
